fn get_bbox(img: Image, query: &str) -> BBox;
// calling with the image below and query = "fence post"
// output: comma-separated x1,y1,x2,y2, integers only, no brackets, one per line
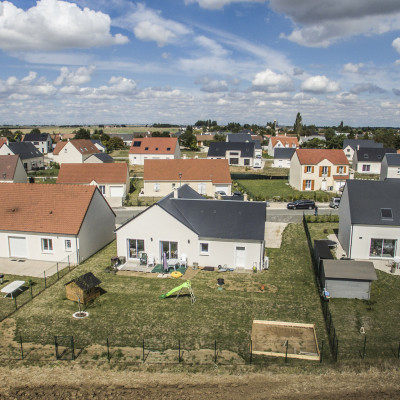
214,340,217,364
14,296,17,310
250,340,252,365
71,336,75,361
54,336,58,360
107,338,110,362
19,335,24,360
57,263,59,280
285,340,289,363
142,339,145,362
362,335,367,359
44,271,47,288
320,340,324,363
178,340,181,363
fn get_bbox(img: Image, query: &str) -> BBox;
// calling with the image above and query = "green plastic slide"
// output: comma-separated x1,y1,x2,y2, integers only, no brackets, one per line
160,280,191,299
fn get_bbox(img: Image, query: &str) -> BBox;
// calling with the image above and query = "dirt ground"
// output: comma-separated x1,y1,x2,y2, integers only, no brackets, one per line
1,365,400,399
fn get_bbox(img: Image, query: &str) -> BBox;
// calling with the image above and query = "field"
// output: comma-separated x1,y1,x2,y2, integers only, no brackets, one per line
0,223,329,365
307,222,400,361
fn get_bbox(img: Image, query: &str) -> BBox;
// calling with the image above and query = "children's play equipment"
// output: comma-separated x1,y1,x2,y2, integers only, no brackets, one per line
160,280,196,304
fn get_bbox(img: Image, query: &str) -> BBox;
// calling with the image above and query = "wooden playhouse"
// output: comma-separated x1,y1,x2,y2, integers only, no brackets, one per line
65,272,102,304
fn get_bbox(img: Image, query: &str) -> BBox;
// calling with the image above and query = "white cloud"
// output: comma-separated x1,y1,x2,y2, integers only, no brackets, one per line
0,0,128,51
195,36,229,57
54,66,96,86
342,62,364,73
114,3,190,46
350,83,385,94
184,0,265,10
392,37,400,53
301,75,339,93
270,0,400,47
252,69,292,92
195,76,229,92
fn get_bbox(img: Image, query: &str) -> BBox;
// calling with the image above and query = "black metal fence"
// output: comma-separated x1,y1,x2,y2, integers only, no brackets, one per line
303,214,339,362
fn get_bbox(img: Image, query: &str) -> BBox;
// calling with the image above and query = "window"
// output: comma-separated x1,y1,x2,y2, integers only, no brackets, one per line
154,183,160,192
128,239,144,258
230,152,239,156
346,148,350,152
364,154,369,159
133,141,141,147
370,239,397,258
167,147,171,151
306,166,312,173
244,159,250,166
155,147,159,150
321,166,328,176
98,185,106,195
145,147,149,150
338,166,344,174
65,239,72,251
305,180,312,190
200,243,209,255
362,165,371,172
64,148,67,153
41,238,53,252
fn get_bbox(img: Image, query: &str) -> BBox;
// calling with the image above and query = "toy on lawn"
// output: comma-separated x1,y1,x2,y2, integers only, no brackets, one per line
160,280,196,304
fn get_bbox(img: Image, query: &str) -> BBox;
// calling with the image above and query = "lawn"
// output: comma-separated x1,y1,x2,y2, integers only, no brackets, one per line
235,179,333,202
307,222,400,361
109,149,129,158
8,224,329,363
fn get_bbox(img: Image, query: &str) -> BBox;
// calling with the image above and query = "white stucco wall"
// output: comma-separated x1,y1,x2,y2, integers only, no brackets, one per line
78,189,116,262
116,204,263,269
56,143,84,164
273,158,291,168
338,185,351,257
129,153,175,165
355,161,381,174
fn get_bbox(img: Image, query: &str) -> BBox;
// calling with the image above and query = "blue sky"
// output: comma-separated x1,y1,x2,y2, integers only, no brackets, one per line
0,0,400,126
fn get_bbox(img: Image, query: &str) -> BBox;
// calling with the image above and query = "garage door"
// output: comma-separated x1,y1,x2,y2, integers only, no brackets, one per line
215,185,229,193
110,186,124,197
9,237,27,258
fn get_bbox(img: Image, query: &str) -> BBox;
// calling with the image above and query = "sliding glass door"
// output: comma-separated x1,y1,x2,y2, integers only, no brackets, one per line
127,239,144,259
160,241,178,260
369,238,397,258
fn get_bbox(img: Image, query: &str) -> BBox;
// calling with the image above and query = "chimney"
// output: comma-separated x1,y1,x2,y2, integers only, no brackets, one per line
173,188,179,199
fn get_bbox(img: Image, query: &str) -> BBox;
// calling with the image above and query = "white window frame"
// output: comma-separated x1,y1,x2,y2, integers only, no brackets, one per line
338,166,344,174
198,183,206,195
65,239,72,252
321,166,328,176
200,242,209,255
362,164,371,172
306,166,312,173
98,185,106,195
154,183,160,192
41,238,53,253
305,180,312,190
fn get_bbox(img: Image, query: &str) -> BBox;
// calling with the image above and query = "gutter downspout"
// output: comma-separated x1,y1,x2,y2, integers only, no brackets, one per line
349,224,353,259
76,237,80,264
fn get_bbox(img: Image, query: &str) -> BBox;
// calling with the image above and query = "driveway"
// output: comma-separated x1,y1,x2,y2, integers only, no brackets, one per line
0,258,71,278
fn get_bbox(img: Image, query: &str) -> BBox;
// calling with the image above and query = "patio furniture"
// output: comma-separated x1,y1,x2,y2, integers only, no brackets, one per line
167,258,179,271
1,280,25,298
147,254,155,267
179,254,187,268
140,252,147,266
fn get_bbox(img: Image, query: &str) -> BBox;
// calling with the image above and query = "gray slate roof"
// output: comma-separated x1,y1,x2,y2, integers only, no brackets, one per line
227,133,262,149
22,133,50,142
158,185,265,241
343,139,383,150
355,147,396,163
8,142,43,160
90,153,114,163
274,148,296,160
322,260,377,281
384,153,400,166
346,179,400,226
208,142,255,158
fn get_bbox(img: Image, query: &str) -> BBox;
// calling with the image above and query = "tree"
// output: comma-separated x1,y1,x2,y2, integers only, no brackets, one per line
30,128,41,135
74,128,90,140
213,133,226,142
293,112,302,137
179,126,197,150
13,130,23,141
106,137,125,152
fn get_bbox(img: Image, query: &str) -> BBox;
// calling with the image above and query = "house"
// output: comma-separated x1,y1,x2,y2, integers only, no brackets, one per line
0,137,9,148
65,272,102,304
57,163,130,207
0,155,27,183
0,183,115,263
84,153,114,164
22,132,52,154
0,142,44,171
226,133,262,158
353,147,396,174
196,134,215,148
208,142,260,167
289,149,349,192
339,179,400,260
342,139,383,163
116,185,266,270
91,140,106,153
129,137,181,165
267,136,299,157
380,153,400,180
51,139,100,164
142,159,232,197
272,148,296,168
108,134,135,147
321,260,377,300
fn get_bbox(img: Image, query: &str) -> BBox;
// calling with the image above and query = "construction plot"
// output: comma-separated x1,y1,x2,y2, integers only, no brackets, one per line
251,320,320,361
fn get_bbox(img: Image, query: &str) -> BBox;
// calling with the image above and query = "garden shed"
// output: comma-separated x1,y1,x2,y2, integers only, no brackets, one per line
314,240,334,275
65,272,102,304
321,260,377,300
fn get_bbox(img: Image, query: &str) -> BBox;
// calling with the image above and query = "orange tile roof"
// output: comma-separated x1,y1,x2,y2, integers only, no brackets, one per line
129,137,178,154
0,138,8,147
0,155,19,180
143,159,232,184
296,149,349,165
271,136,299,147
196,134,215,141
57,163,129,184
53,140,99,155
0,183,102,235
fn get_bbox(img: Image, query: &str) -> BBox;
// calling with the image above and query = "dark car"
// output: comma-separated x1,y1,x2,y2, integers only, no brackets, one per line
287,199,315,210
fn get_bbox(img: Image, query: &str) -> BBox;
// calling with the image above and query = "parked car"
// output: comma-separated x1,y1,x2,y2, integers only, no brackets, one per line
215,190,226,198
287,200,316,210
233,191,242,196
329,197,341,209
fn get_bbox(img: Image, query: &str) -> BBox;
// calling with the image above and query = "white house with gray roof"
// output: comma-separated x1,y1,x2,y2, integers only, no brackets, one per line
0,142,44,171
116,185,266,270
380,153,400,180
342,139,383,163
272,148,296,168
339,179,400,260
352,147,396,174
208,142,261,167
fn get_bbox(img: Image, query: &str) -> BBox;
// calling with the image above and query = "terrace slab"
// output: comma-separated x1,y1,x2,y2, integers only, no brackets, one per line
0,258,71,278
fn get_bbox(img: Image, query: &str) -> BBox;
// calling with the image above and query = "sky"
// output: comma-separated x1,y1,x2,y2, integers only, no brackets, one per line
0,0,400,126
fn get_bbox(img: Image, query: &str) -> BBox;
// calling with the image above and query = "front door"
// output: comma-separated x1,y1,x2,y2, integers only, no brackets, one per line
321,180,327,191
235,246,246,268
